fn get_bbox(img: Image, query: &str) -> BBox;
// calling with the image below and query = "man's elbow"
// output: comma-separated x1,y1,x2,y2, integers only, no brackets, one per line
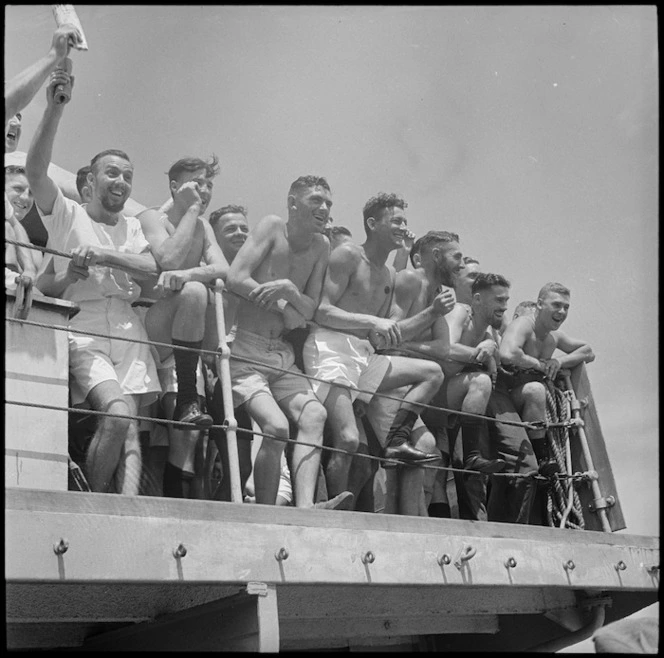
583,346,595,363
498,347,516,365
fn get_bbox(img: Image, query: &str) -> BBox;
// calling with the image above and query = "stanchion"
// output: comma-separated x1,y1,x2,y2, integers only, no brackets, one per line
213,280,243,504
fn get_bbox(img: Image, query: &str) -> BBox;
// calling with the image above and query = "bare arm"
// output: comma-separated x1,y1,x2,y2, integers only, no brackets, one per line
314,244,401,346
499,317,543,371
4,26,81,124
138,183,203,271
397,315,451,362
5,217,37,277
553,331,595,368
25,71,70,216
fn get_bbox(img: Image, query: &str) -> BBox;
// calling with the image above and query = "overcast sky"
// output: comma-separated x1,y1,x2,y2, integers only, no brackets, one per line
5,5,658,540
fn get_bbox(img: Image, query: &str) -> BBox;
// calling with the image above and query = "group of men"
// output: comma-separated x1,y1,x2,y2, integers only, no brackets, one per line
5,25,596,524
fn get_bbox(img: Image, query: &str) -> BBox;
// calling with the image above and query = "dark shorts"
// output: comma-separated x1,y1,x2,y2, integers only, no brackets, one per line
497,367,546,392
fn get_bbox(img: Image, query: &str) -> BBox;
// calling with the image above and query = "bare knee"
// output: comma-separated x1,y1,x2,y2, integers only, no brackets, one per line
422,362,444,390
522,381,546,406
469,372,493,400
103,401,133,437
178,281,209,308
297,400,327,434
332,423,360,454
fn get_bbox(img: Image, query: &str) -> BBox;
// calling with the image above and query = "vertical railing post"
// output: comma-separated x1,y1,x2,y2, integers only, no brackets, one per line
562,371,612,533
213,280,243,504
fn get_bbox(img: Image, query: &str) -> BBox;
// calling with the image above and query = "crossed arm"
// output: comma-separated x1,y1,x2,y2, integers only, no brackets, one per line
227,215,325,322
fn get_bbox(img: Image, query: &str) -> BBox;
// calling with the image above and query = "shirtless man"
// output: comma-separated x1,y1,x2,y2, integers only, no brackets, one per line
137,156,228,498
204,203,253,501
305,193,445,507
499,282,595,476
227,175,351,510
454,256,481,306
371,230,458,515
28,70,160,495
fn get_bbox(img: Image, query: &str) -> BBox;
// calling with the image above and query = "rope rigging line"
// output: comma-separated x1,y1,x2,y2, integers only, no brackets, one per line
5,314,567,432
544,380,586,530
5,398,562,482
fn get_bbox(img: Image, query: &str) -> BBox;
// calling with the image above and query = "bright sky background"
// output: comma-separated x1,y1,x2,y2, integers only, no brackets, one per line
5,5,658,543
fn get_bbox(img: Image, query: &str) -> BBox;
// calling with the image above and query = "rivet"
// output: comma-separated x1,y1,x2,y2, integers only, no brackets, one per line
173,543,187,559
437,554,451,566
362,551,375,565
53,538,69,555
275,547,289,561
505,557,517,569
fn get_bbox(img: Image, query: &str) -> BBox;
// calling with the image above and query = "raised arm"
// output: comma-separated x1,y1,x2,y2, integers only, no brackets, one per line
5,25,81,124
25,69,71,216
138,182,204,271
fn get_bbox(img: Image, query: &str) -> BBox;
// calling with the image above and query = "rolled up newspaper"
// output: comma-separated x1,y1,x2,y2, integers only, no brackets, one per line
51,4,89,51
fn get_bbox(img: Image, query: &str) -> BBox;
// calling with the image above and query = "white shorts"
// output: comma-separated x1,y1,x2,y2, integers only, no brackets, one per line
68,298,161,407
302,326,390,404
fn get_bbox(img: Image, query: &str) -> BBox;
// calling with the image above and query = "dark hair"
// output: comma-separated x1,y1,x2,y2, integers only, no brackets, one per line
362,192,407,234
75,165,92,197
288,175,331,199
538,282,571,300
167,155,220,184
463,256,480,266
90,149,131,174
209,204,247,226
330,225,352,237
417,230,460,259
5,165,26,177
472,272,510,295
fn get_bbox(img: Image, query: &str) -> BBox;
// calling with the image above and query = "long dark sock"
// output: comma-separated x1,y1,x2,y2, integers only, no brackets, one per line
385,408,419,447
428,502,451,518
460,417,487,463
163,461,194,499
172,339,201,408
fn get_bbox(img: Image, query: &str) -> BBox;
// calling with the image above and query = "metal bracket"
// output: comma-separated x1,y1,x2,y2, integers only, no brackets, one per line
12,274,34,320
581,594,613,610
588,495,616,512
246,582,269,597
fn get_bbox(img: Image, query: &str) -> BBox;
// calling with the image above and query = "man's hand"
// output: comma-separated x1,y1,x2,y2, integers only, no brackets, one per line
155,269,191,294
70,245,104,268
65,259,90,283
249,279,298,308
474,338,497,364
50,24,83,61
432,288,456,316
539,357,562,380
403,230,415,251
371,317,402,349
173,181,202,213
282,304,307,330
46,67,74,107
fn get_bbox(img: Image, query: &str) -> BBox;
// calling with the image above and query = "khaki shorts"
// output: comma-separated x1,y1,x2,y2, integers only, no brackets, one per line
302,327,390,404
68,298,161,407
230,328,318,407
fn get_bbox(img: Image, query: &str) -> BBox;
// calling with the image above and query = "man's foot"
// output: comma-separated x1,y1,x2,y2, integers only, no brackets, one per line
314,491,355,511
464,456,508,474
538,458,560,478
383,443,440,469
174,401,213,427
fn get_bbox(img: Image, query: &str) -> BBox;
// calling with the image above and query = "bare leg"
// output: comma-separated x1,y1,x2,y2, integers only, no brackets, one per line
244,394,289,505
86,381,142,495
280,393,327,508
398,424,439,516
323,387,360,497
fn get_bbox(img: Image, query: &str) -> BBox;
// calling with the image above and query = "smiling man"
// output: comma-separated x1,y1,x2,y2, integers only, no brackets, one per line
305,193,444,509
226,175,351,510
498,281,595,476
27,69,161,496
